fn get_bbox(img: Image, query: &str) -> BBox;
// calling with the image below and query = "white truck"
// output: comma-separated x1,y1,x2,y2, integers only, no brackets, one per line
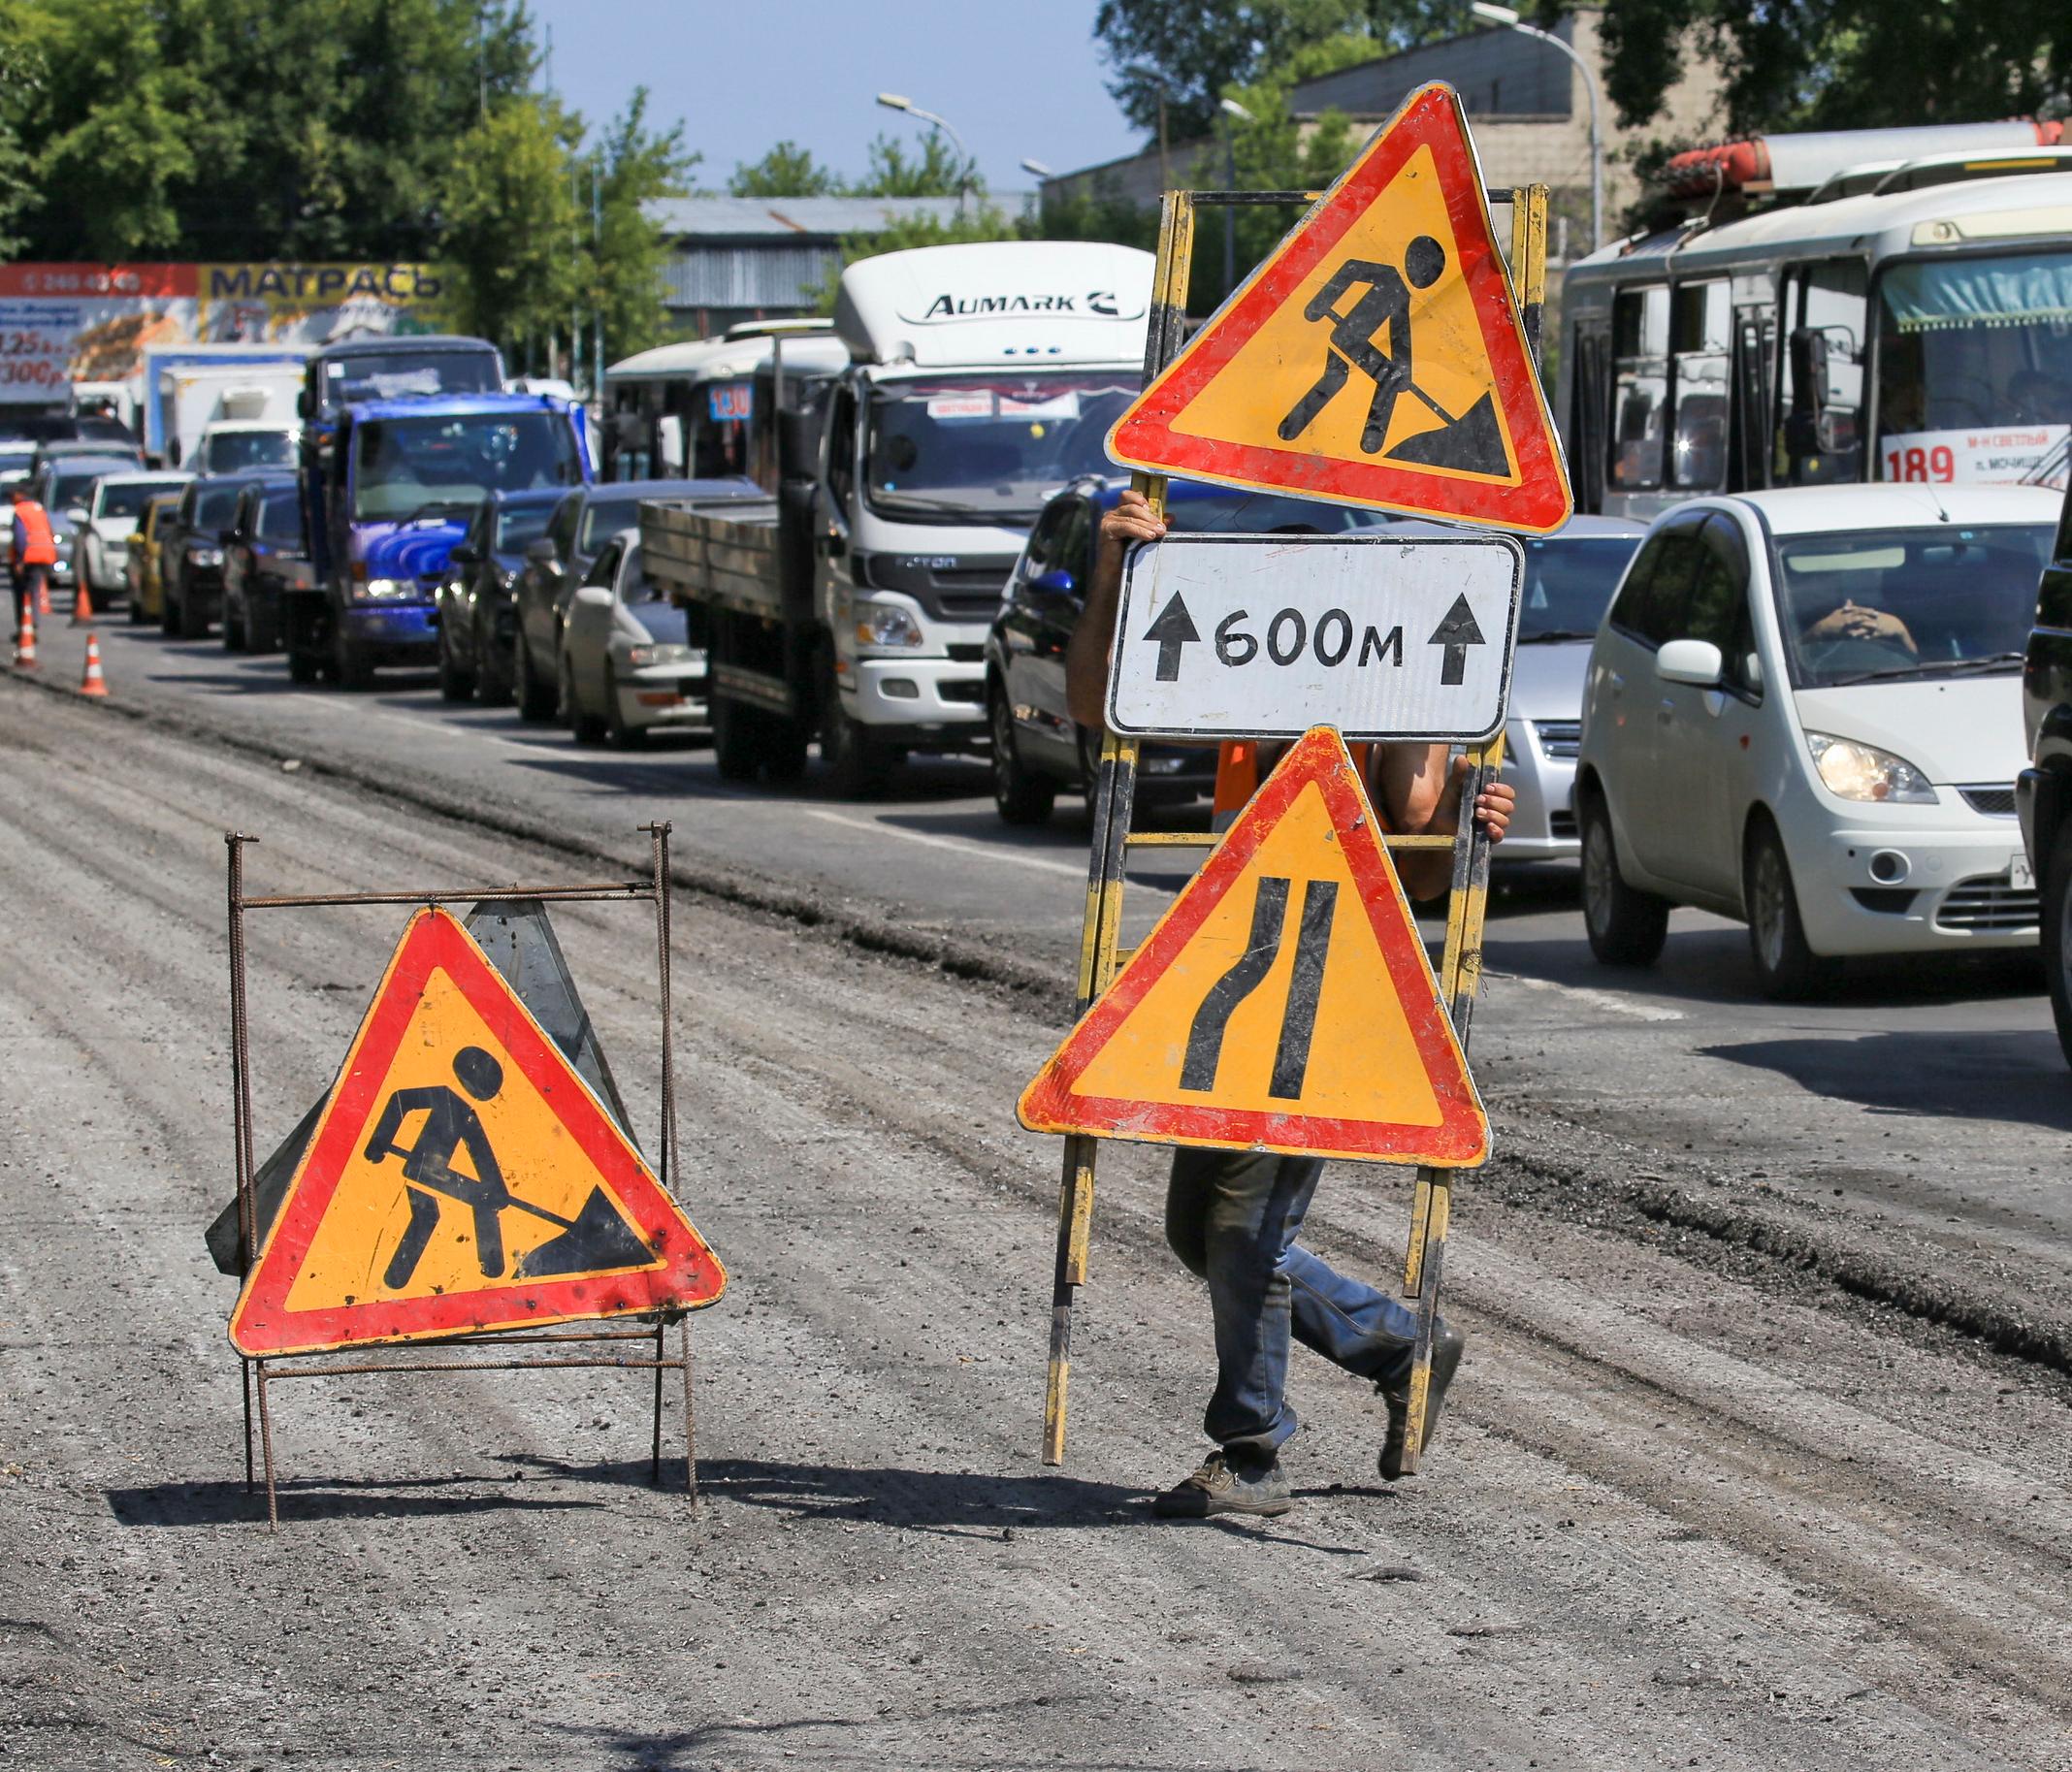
640,239,1155,793
153,358,305,469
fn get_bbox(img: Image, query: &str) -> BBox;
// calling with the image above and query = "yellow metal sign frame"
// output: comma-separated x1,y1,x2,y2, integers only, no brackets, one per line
1042,181,1551,1471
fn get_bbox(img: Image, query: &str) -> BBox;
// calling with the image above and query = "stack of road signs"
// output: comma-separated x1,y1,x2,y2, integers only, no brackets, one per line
1021,726,1488,1166
229,906,724,1357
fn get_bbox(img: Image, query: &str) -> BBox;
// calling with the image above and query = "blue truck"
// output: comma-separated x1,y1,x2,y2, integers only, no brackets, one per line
285,389,591,688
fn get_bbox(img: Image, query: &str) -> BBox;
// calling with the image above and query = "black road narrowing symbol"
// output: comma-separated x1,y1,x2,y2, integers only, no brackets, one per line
1276,234,1510,479
1181,877,1339,1101
362,1044,652,1290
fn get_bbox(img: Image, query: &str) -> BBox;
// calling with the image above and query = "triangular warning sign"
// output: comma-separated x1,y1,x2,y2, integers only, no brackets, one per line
230,908,726,1356
1108,81,1571,533
1019,728,1487,1166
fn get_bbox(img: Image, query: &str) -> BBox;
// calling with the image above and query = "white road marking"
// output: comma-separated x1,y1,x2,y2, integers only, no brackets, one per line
803,807,1092,881
1483,969,1684,1022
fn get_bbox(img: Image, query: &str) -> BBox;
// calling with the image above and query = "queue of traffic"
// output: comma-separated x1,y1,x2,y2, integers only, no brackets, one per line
14,124,2072,1053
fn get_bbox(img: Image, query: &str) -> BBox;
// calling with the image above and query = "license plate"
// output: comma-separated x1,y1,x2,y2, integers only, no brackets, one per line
2009,851,2036,891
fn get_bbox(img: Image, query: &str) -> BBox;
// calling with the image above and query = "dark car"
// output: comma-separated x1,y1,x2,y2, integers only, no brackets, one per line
161,470,286,639
221,476,310,653
984,475,1394,824
31,436,147,477
2021,483,2072,1065
0,412,134,448
435,487,562,704
29,455,138,592
508,476,757,721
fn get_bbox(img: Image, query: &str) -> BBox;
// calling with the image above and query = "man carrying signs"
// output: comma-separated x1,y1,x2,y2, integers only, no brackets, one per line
1066,488,1515,1519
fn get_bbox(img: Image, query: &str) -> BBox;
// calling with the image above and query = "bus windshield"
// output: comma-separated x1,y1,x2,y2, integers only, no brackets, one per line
1875,250,2072,485
1770,522,2052,687
351,413,581,522
864,371,1140,521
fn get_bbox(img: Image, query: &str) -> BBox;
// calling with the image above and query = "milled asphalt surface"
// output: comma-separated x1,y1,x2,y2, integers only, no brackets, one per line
2,611,2068,1769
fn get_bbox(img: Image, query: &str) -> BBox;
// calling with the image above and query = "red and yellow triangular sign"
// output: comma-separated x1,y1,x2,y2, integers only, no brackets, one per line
1020,728,1487,1165
230,908,725,1357
1108,81,1571,533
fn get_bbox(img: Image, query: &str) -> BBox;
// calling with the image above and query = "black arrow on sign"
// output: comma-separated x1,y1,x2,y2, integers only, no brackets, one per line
1428,594,1485,687
1143,594,1200,682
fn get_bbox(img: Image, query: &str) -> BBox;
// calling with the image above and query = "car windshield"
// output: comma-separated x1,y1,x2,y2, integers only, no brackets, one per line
259,490,303,543
1516,533,1643,640
351,412,581,521
577,498,647,554
191,485,244,529
323,348,502,413
864,372,1141,521
95,478,187,520
203,431,293,473
51,467,115,508
494,502,554,552
1771,522,2053,687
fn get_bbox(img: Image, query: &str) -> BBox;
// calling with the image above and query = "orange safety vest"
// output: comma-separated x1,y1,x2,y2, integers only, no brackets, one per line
13,499,56,566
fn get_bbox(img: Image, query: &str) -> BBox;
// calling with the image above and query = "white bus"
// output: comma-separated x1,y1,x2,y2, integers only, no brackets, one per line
601,319,850,482
1559,132,2072,519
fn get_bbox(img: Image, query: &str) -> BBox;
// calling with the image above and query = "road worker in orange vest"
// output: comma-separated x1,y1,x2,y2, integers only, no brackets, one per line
9,482,57,637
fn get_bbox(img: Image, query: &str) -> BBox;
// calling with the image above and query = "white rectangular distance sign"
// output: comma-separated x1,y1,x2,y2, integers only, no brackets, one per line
1106,532,1525,743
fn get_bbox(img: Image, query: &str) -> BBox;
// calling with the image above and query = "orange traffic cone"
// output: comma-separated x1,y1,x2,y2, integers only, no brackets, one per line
36,576,50,617
14,599,37,669
1210,741,1259,833
72,577,94,625
79,631,108,696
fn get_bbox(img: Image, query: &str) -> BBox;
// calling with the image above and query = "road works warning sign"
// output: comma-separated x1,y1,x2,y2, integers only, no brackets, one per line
1106,81,1570,532
1020,727,1487,1165
1108,531,1524,742
230,908,725,1356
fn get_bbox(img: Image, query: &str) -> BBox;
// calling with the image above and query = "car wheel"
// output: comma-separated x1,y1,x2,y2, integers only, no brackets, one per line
604,663,647,749
515,628,556,721
287,645,319,685
711,693,759,782
177,579,209,639
437,626,475,701
1744,816,1838,1001
222,596,246,653
2038,818,2072,1070
333,623,372,692
564,650,605,742
475,623,511,707
1580,790,1669,966
247,601,280,653
988,679,1055,825
159,583,178,636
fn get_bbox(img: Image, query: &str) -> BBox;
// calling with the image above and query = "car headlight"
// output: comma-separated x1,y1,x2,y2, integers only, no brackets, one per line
627,642,698,668
854,602,924,648
1805,732,1938,804
192,546,222,567
351,576,412,601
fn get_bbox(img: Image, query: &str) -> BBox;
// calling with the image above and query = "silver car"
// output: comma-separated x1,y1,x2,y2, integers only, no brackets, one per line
1392,514,1646,861
558,529,706,748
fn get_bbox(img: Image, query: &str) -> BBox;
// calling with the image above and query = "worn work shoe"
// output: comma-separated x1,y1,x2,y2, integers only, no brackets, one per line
1151,1449,1295,1519
1378,1325,1467,1481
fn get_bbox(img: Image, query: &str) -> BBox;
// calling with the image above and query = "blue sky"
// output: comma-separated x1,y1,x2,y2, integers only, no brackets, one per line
527,1,1147,195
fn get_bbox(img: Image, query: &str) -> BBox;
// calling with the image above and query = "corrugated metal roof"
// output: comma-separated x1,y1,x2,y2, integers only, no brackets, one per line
661,242,835,309
645,194,1032,240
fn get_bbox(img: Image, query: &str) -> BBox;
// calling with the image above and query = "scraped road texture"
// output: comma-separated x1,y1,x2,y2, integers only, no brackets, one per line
2,678,2067,1772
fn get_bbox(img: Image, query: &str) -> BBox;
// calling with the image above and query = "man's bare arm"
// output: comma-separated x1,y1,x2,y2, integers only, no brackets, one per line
1375,743,1514,901
1065,488,1165,731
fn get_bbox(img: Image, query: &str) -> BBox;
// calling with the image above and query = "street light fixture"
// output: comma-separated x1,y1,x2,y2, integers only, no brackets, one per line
876,90,973,219
1216,98,1253,295
1020,158,1054,178
1469,0,1604,250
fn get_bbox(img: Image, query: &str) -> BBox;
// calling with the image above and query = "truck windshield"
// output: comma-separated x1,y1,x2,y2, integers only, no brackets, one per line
864,371,1139,521
1874,250,2072,484
351,413,581,522
95,478,187,520
203,431,293,474
1771,522,2052,687
323,348,502,415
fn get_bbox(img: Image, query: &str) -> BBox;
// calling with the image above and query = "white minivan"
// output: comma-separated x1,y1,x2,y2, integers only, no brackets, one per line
1576,485,2054,996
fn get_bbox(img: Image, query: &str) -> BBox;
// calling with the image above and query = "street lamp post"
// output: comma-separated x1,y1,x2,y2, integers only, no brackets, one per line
1470,2,1603,250
877,92,973,220
1217,98,1252,296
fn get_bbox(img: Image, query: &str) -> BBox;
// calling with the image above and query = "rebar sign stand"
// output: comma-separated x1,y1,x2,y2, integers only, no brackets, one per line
1044,184,1550,1470
225,822,705,1528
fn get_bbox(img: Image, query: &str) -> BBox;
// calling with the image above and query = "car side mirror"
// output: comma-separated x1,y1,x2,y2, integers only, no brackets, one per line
449,543,477,567
67,506,88,523
573,584,613,609
525,537,558,564
1656,638,1724,687
1029,567,1078,598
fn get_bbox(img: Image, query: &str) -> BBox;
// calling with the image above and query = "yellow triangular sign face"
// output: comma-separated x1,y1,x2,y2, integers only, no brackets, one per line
1020,728,1488,1165
231,908,726,1356
1108,81,1570,532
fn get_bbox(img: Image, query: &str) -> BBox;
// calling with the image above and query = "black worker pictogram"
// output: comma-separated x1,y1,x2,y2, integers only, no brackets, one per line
1277,235,1510,478
362,1044,653,1290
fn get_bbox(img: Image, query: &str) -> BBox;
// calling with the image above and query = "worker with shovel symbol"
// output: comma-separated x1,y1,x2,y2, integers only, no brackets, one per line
1277,236,1511,477
363,1045,652,1290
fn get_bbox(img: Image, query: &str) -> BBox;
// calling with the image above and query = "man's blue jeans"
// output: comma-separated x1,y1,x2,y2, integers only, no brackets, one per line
1166,1145,1427,1457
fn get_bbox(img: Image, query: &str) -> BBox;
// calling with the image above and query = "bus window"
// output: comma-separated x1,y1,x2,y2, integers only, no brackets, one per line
1608,286,1669,492
1777,261,1865,485
1568,323,1608,512
1670,281,1730,491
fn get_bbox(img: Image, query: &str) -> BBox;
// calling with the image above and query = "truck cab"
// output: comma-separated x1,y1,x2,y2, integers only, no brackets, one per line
285,391,589,689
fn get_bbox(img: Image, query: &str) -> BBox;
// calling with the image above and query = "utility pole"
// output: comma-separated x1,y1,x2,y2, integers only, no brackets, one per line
592,162,604,398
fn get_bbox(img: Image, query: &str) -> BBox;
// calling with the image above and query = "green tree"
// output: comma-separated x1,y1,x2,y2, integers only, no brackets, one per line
0,24,47,258
854,130,973,199
729,140,842,197
585,90,697,362
813,205,1032,312
436,94,585,349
